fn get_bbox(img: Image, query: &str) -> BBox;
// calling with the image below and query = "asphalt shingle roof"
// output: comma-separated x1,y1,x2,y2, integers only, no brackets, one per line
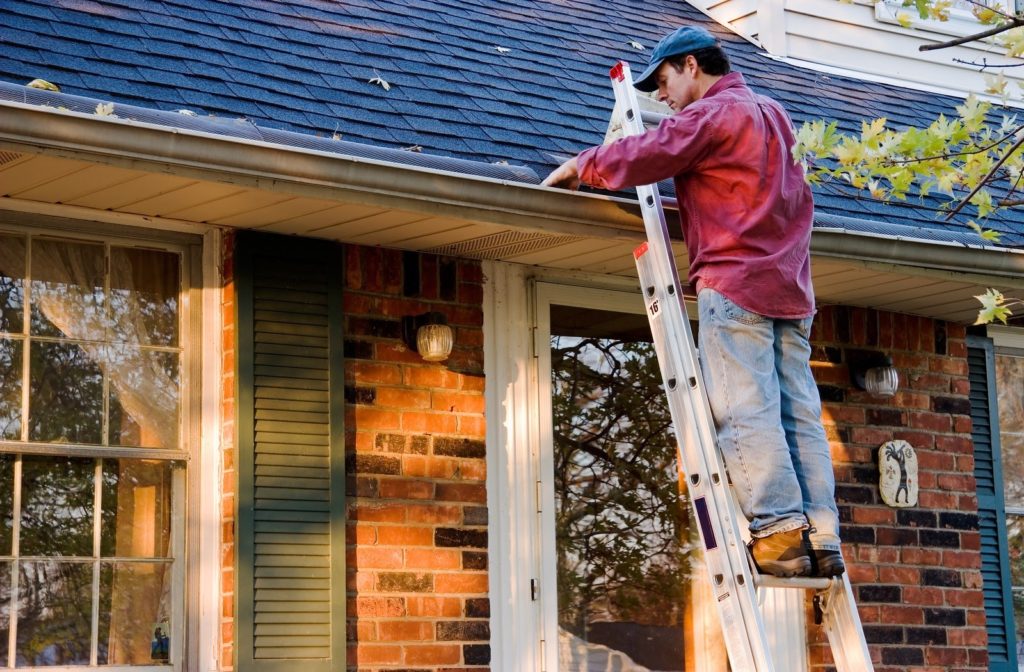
1,0,1023,246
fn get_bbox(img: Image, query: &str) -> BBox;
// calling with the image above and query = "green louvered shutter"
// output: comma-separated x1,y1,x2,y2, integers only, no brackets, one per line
236,232,346,671
967,335,1017,672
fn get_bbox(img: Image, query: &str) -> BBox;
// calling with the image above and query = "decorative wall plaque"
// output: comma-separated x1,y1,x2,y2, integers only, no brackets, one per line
879,440,918,508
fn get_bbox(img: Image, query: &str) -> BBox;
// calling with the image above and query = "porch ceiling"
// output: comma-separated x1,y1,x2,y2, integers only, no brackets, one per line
1,105,1022,325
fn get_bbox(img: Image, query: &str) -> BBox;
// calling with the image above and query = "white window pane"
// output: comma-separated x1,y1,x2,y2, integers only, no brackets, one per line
100,460,173,558
29,341,103,445
0,455,12,554
20,456,94,557
16,561,93,667
108,248,179,347
98,562,173,666
996,354,1024,509
30,239,105,340
552,323,700,671
108,348,179,449
0,233,25,334
0,339,21,441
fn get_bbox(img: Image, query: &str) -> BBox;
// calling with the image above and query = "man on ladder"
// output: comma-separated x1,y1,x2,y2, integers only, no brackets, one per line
542,25,845,580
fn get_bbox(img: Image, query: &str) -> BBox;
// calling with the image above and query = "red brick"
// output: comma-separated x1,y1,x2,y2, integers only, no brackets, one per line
901,548,942,565
903,587,943,605
434,573,489,594
918,491,957,508
377,525,435,546
403,644,461,665
402,411,459,434
406,596,462,617
349,523,379,545
352,547,405,569
349,361,403,385
405,548,463,570
941,549,981,569
892,430,935,448
458,459,487,481
849,427,892,445
353,406,402,430
406,504,464,525
405,366,462,389
378,620,435,642
458,415,487,437
880,605,923,625
351,597,406,618
937,473,975,491
376,386,431,409
431,391,485,414
376,342,424,364
908,411,951,432
379,478,436,500
350,503,409,523
352,643,403,665
852,507,895,525
936,435,973,454
946,589,984,608
916,450,955,471
879,566,920,584
436,483,487,503
821,405,865,424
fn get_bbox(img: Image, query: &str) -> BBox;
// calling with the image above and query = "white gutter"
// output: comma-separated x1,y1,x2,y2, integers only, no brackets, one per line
1,99,1021,285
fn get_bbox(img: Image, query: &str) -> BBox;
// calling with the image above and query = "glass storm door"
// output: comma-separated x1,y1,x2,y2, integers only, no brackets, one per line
535,284,726,672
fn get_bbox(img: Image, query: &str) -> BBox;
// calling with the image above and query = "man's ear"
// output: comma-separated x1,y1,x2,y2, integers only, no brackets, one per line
685,54,700,76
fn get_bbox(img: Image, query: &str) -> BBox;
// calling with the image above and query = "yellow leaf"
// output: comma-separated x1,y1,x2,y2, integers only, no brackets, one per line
27,78,59,92
95,102,115,117
975,288,1011,325
896,12,913,28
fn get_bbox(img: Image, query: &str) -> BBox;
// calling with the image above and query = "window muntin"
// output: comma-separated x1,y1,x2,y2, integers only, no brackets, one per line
0,231,186,669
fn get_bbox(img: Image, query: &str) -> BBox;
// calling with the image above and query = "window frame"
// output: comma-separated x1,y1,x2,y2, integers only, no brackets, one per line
990,326,1024,670
484,265,804,672
875,0,1022,39
0,217,203,671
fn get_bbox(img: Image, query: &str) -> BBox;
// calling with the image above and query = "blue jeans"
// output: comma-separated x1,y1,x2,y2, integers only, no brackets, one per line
697,288,840,551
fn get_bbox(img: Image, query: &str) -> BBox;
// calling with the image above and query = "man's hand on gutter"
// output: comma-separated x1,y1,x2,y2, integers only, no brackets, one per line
542,156,580,190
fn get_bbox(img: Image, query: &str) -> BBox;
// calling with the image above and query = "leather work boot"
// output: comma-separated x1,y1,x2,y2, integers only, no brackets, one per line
810,548,846,577
749,529,812,577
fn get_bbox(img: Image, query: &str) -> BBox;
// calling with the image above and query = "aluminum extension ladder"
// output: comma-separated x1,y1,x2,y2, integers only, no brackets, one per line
608,60,874,672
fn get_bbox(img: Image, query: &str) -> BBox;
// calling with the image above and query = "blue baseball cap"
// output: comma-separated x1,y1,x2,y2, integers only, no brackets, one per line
634,26,718,92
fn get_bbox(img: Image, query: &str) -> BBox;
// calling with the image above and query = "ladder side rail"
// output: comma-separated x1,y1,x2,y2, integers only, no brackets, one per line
824,576,874,672
635,249,772,672
612,60,775,672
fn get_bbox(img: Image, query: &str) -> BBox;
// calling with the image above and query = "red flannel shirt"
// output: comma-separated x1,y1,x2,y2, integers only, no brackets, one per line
577,72,816,319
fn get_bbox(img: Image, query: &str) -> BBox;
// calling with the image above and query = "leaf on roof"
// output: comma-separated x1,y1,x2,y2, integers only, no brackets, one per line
402,144,423,152
629,40,645,51
495,46,511,53
333,123,343,141
95,102,116,117
968,220,1003,243
896,12,913,28
493,160,510,165
175,109,197,116
369,71,391,91
27,78,59,92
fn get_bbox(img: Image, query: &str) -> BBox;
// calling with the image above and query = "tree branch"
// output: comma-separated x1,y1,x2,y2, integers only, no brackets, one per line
920,18,1024,52
945,129,1024,219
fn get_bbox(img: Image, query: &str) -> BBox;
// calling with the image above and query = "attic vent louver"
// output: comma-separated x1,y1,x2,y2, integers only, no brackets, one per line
0,151,22,167
426,230,583,259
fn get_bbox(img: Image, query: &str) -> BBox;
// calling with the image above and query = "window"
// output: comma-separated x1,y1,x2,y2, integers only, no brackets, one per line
993,337,1024,670
0,230,187,669
877,0,1023,36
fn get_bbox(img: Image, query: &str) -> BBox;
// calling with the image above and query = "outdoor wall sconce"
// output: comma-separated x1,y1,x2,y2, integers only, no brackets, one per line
849,350,900,397
402,311,453,362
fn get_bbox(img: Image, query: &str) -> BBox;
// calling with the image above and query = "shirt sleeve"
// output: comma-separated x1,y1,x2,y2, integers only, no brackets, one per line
577,105,718,191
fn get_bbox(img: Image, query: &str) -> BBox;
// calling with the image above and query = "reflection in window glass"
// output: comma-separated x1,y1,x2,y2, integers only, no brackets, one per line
995,352,1024,669
29,341,103,445
0,561,9,661
108,349,179,449
0,455,12,554
0,233,25,333
29,239,105,340
0,339,21,440
100,460,173,558
551,306,702,672
20,456,94,557
109,248,179,347
16,561,93,667
98,563,173,665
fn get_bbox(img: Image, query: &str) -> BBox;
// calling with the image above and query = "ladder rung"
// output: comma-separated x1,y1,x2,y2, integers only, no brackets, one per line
755,575,834,591
640,109,671,126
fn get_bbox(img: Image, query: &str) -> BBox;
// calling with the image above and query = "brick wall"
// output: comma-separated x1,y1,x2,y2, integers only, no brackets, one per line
344,246,489,670
809,306,986,672
221,230,236,671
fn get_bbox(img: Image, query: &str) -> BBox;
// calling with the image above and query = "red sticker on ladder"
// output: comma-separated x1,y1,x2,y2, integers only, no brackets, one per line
633,242,649,259
610,62,625,82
